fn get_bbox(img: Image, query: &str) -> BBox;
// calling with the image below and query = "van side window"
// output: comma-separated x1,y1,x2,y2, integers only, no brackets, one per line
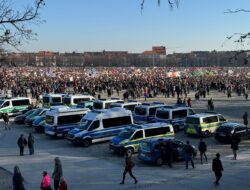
89,120,100,131
124,105,136,111
149,107,157,116
132,130,143,140
207,116,218,123
105,103,111,109
1,101,10,108
73,98,90,104
12,99,30,106
103,116,132,128
172,110,187,119
218,115,226,122
145,127,170,137
58,114,82,125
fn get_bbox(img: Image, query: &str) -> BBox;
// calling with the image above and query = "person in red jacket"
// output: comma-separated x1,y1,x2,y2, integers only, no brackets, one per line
59,177,68,190
187,98,192,107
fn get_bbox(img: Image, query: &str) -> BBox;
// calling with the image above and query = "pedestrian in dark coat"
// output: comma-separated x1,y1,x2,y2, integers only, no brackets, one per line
52,157,63,190
243,112,248,127
17,134,27,156
184,141,195,169
13,166,25,190
59,177,68,190
212,153,223,186
120,151,137,185
198,138,207,164
28,133,35,155
231,134,240,160
165,140,174,168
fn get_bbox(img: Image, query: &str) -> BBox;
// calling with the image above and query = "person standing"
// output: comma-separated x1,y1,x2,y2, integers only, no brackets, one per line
212,153,223,186
165,140,174,168
12,166,25,190
243,112,248,127
198,138,208,164
17,134,27,156
184,141,195,169
52,157,63,190
120,151,138,185
231,134,240,160
28,133,35,155
40,171,52,190
3,113,10,130
187,98,192,107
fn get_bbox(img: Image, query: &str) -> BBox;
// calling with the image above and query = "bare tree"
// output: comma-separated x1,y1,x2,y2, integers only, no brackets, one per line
0,0,45,48
141,0,180,12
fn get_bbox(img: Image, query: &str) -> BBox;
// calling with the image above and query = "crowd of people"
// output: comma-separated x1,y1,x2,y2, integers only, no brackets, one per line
0,67,249,101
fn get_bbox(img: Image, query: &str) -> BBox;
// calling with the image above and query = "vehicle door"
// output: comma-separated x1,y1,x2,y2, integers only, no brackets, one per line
173,140,186,160
130,130,144,152
88,120,101,139
0,101,10,113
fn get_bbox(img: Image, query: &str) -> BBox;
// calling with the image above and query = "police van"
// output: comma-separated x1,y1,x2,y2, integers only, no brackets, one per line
184,113,227,136
93,99,124,110
67,107,133,146
0,97,31,117
63,94,95,107
43,94,66,107
133,102,165,124
110,101,141,112
155,106,195,131
110,122,175,154
44,107,90,137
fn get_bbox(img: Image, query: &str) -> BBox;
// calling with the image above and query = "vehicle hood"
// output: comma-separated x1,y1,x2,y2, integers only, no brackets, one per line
68,128,82,135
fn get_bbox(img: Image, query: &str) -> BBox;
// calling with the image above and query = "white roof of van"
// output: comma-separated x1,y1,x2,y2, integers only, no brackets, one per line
83,107,131,120
63,94,94,98
187,113,218,118
46,107,89,116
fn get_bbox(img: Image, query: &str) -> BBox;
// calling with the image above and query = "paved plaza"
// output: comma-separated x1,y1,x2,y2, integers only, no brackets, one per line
0,91,250,190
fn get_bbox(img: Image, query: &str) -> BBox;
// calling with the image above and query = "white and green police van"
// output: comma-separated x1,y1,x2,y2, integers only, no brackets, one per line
67,107,133,147
42,94,66,108
0,97,31,117
63,94,95,107
110,122,175,154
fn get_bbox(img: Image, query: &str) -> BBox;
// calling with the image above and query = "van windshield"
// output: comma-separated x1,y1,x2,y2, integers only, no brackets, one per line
52,97,61,103
43,97,49,103
186,117,200,124
134,107,147,116
110,104,121,108
156,110,169,119
79,119,92,130
93,102,103,110
63,97,71,105
46,115,54,125
118,130,135,139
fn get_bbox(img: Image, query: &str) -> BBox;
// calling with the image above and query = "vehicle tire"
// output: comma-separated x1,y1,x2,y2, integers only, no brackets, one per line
126,147,134,155
204,130,210,137
155,157,164,166
83,139,91,147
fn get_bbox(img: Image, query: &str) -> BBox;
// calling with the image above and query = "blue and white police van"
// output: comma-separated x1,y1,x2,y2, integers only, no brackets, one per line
67,107,133,147
133,102,165,124
155,106,195,131
110,101,141,112
92,99,124,110
44,107,90,138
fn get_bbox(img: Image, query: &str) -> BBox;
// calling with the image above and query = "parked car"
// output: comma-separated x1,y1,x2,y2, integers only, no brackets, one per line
32,115,46,133
24,108,48,126
215,122,250,143
138,137,197,166
14,109,35,124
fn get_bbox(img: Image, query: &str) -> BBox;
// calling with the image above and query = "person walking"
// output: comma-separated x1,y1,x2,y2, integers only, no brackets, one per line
184,141,195,169
40,171,52,190
17,134,27,156
243,112,248,127
212,153,223,186
52,157,63,190
3,113,10,130
231,134,240,160
13,166,25,190
28,133,35,155
59,177,68,190
120,151,138,185
198,138,208,164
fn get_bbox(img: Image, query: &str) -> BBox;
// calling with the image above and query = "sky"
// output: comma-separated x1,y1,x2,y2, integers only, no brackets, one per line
16,0,250,53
